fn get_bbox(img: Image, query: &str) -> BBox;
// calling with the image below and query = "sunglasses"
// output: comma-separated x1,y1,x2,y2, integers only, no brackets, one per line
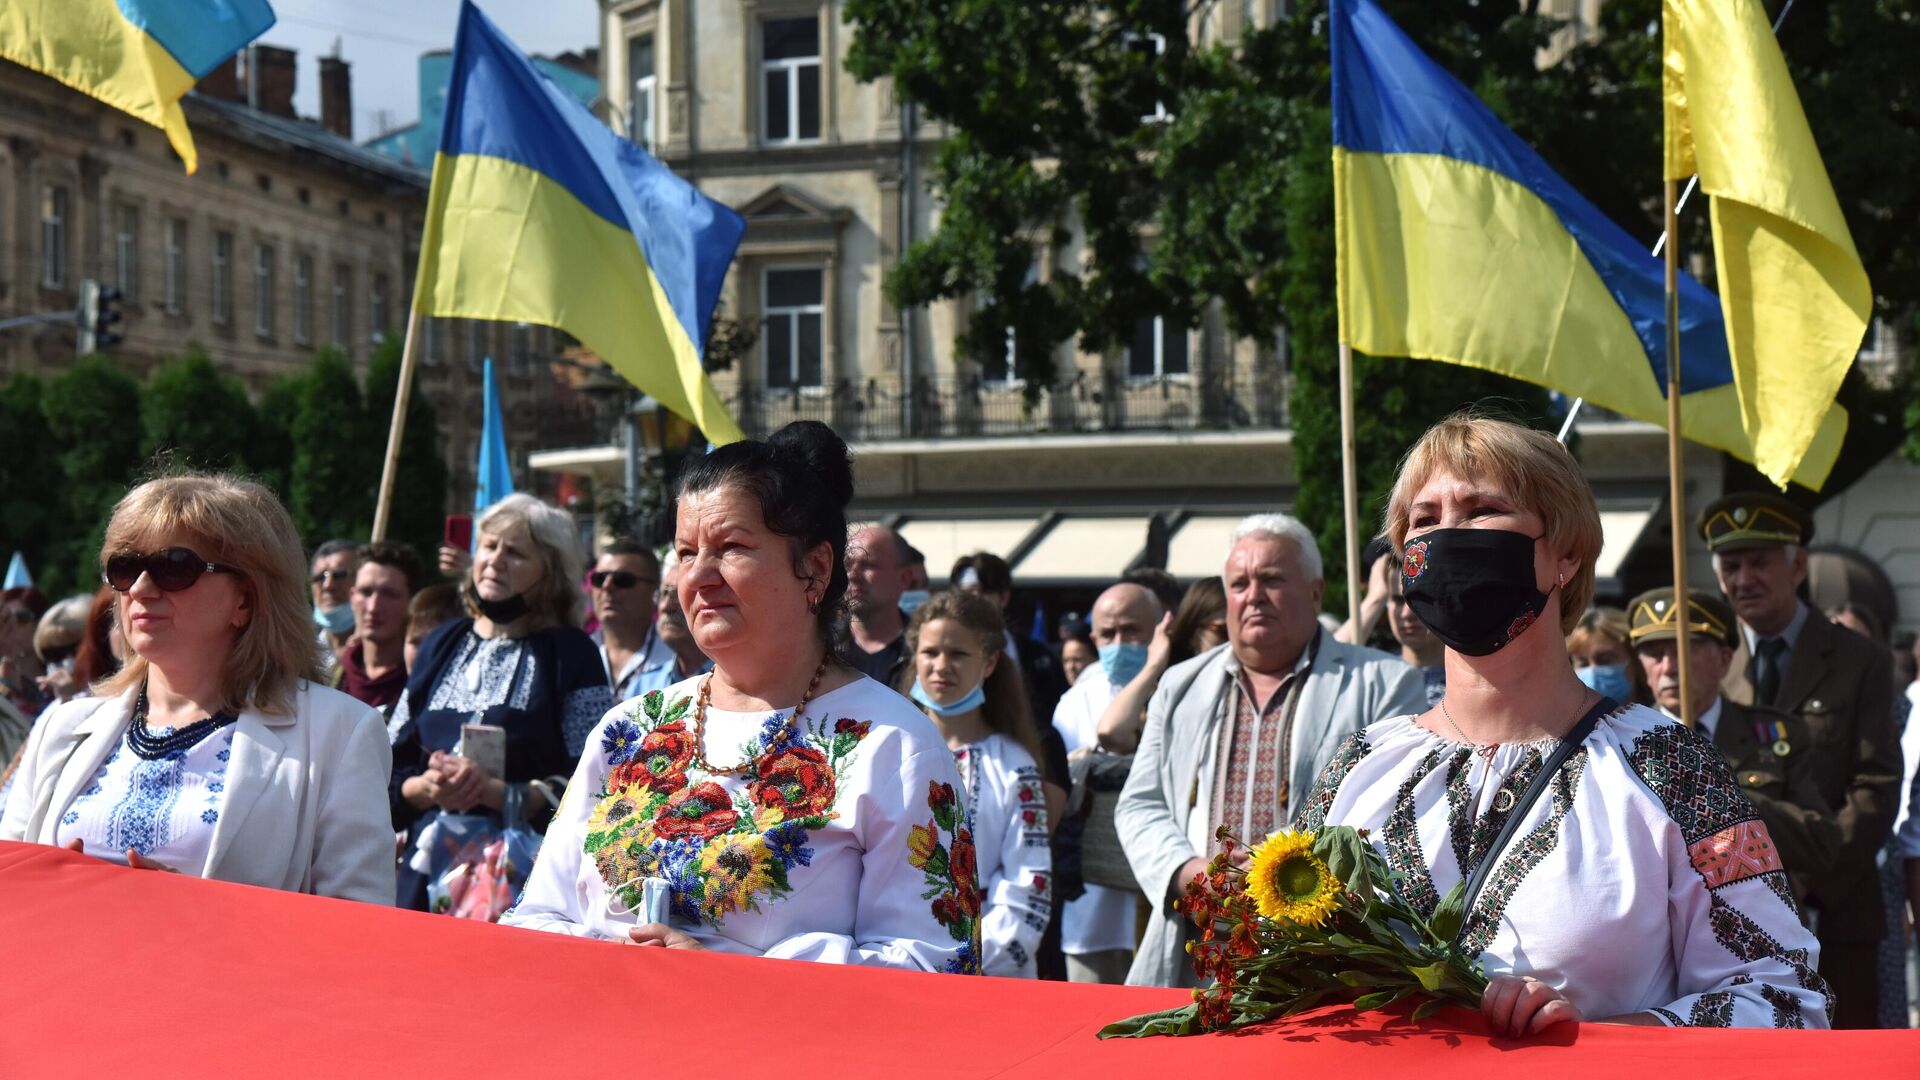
311,569,351,586
590,570,656,591
104,548,236,593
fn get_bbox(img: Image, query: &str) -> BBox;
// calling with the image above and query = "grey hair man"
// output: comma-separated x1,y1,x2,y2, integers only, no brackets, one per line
1115,512,1426,988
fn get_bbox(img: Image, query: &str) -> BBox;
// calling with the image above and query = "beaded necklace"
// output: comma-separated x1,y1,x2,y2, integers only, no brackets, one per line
127,683,238,761
690,655,829,776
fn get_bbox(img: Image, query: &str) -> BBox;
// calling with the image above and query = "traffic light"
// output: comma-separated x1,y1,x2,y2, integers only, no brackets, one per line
75,278,125,356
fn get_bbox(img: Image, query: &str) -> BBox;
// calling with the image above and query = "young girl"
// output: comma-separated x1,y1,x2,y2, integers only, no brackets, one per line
899,590,1052,977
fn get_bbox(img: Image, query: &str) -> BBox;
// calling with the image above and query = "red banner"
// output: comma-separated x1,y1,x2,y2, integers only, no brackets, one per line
0,841,1910,1076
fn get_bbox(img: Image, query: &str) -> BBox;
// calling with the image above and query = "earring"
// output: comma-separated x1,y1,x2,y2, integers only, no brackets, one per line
1556,573,1565,585
806,593,819,615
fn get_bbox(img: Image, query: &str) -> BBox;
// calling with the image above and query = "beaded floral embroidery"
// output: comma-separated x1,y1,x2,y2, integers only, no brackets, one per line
582,690,870,927
908,779,983,974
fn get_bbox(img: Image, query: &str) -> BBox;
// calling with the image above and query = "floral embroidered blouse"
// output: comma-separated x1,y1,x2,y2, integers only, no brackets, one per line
504,675,983,973
54,726,236,872
1297,705,1832,1029
954,734,1052,978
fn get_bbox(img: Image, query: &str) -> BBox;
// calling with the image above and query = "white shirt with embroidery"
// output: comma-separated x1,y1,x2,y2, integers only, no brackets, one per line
954,733,1052,978
55,726,237,873
504,675,982,973
1295,705,1831,1029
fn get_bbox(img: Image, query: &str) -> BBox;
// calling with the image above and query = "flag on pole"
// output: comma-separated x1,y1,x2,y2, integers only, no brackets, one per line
3,553,31,590
475,356,514,514
0,1,276,174
1664,0,1871,489
1329,0,1846,491
415,1,746,444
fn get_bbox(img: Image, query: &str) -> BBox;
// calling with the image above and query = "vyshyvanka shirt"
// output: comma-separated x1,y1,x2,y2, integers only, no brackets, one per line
505,675,983,973
954,733,1051,977
1297,704,1831,1029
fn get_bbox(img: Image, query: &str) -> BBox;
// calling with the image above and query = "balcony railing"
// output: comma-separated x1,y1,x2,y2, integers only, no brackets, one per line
726,370,1290,443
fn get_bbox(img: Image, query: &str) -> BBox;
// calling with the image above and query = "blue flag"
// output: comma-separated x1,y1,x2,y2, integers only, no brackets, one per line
3,552,31,590
475,356,514,514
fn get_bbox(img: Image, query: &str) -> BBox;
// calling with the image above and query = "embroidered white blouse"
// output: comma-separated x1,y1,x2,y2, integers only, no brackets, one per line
504,675,982,973
54,726,237,872
954,733,1052,978
1296,705,1831,1029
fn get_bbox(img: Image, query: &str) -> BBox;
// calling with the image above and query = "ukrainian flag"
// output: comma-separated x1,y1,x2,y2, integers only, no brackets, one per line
1330,0,1846,490
0,0,275,175
415,2,746,444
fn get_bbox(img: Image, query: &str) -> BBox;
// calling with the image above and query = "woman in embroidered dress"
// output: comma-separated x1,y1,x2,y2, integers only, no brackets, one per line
0,474,393,903
505,422,980,972
897,589,1052,977
388,493,612,910
1292,416,1830,1035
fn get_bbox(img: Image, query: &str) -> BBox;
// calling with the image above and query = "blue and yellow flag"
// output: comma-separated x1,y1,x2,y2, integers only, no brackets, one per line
0,0,275,175
1665,0,1870,490
476,356,514,514
1330,0,1845,490
415,2,746,444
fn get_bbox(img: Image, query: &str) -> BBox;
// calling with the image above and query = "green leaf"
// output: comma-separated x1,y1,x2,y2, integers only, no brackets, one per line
1334,970,1373,988
1098,1004,1201,1039
1430,882,1467,942
1411,997,1452,1023
1407,963,1449,993
1351,990,1396,1011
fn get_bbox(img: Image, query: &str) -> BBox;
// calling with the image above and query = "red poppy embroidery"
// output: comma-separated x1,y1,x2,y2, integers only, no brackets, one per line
1403,540,1429,581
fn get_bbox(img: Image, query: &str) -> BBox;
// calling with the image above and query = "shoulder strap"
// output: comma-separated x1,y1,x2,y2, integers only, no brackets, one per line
1455,695,1617,940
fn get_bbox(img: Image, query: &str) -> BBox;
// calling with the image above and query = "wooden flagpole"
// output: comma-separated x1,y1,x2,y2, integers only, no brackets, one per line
1338,341,1362,633
370,306,425,543
1663,180,1694,726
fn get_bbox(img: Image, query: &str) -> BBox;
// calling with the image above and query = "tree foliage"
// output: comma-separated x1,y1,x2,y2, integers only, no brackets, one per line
140,346,260,474
40,357,144,594
289,347,376,543
365,334,449,562
0,376,62,594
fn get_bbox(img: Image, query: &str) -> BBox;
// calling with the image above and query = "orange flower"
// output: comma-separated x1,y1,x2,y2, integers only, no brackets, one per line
907,821,939,870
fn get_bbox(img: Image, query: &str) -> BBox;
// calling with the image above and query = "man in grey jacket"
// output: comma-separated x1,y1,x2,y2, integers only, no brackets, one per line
1115,513,1426,987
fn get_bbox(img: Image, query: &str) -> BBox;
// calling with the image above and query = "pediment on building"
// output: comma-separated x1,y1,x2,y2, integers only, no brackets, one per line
738,183,850,226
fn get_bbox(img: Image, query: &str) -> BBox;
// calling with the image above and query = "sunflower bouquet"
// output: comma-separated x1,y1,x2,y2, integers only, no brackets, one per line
1100,826,1487,1037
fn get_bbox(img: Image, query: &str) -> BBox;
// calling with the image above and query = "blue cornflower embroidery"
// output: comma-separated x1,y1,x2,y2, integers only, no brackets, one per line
61,810,78,826
601,718,644,765
201,809,219,824
764,821,814,869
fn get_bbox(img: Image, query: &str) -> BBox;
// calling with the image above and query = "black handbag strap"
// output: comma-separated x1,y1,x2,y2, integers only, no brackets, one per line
1455,695,1617,941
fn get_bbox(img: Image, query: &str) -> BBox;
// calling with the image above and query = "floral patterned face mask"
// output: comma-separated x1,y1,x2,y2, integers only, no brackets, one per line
1400,528,1555,657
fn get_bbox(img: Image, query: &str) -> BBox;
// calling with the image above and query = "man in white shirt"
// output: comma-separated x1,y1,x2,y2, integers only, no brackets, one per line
1052,581,1161,984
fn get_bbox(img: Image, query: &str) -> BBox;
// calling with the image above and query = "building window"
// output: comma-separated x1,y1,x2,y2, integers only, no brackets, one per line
981,262,1039,385
164,218,187,314
628,34,656,151
467,320,487,372
331,263,351,345
253,244,276,338
370,272,389,342
115,205,140,301
763,267,824,389
41,185,68,289
1128,315,1188,379
293,254,314,345
1128,32,1170,124
761,17,821,145
211,230,234,325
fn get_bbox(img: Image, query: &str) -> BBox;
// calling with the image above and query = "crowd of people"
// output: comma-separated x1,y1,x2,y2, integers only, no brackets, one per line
2,413,1917,1034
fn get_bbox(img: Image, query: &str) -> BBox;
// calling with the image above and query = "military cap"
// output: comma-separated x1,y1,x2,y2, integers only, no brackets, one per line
1696,491,1813,553
1627,587,1739,648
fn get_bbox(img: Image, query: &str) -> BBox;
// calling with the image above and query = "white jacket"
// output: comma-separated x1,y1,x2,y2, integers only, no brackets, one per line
0,682,395,905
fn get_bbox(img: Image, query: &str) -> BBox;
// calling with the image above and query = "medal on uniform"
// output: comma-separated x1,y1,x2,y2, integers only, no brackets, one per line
1767,720,1789,757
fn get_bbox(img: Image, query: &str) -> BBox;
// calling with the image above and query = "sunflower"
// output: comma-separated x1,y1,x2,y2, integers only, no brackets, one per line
1244,829,1341,927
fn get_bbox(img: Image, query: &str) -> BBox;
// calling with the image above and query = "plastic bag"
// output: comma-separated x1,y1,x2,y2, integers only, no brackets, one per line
418,785,542,921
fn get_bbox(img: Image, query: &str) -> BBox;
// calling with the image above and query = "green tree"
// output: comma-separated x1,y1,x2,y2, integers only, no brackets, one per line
365,334,449,561
0,375,62,590
289,347,375,543
41,357,144,594
252,371,307,503
140,346,260,474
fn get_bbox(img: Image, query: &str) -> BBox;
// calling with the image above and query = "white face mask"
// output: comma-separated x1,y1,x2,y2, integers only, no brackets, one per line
898,589,932,617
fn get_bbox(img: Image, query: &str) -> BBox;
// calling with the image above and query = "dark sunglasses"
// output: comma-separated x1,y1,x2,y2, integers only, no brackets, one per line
590,570,655,590
311,569,351,586
104,548,236,593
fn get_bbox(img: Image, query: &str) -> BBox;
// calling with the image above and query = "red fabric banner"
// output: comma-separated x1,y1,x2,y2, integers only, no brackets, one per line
0,841,1911,1077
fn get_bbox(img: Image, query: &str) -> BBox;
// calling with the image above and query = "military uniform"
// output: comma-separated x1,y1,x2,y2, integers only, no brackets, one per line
1699,494,1901,1029
1627,589,1839,904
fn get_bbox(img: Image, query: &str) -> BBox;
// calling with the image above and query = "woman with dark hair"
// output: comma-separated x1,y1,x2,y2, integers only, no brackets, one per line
507,422,978,972
389,492,613,910
896,589,1051,977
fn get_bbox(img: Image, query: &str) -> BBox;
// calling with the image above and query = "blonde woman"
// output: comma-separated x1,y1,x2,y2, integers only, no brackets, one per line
0,474,393,903
388,493,612,909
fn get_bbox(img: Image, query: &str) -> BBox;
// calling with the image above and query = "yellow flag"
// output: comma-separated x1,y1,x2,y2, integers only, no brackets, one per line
1663,0,1871,488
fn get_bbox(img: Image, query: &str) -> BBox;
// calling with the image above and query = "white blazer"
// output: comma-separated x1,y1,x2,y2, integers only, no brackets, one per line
0,681,395,905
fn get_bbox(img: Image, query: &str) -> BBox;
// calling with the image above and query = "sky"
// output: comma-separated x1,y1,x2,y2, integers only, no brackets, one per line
261,0,600,140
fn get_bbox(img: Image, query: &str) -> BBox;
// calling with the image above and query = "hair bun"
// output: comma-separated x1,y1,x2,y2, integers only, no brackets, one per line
768,420,854,509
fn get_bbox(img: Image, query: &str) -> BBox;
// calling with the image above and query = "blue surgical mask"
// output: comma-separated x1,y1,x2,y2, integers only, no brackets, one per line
910,678,987,717
1099,641,1150,688
1576,662,1631,702
314,603,355,636
898,589,932,618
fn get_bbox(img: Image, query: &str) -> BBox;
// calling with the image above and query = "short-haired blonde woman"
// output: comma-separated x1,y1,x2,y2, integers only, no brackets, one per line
1565,607,1647,706
389,493,612,909
0,474,394,903
1294,415,1829,1034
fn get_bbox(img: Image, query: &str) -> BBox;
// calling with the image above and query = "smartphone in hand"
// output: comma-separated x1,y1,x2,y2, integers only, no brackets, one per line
444,514,474,552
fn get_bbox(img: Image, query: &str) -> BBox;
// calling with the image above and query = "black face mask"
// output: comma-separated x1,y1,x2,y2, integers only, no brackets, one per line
465,579,531,625
1400,528,1556,656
